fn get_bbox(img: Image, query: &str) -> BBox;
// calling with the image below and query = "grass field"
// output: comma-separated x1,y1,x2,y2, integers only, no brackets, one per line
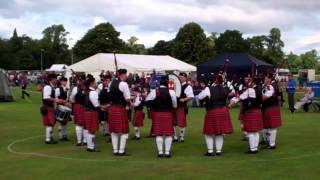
0,86,319,180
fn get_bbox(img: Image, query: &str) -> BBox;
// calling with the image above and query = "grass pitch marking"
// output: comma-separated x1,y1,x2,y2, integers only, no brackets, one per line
7,135,320,164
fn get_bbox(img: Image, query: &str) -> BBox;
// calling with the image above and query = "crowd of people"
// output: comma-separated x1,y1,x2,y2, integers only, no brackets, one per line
39,68,293,158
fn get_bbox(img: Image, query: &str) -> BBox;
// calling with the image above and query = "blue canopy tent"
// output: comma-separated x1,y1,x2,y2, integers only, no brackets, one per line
197,52,274,79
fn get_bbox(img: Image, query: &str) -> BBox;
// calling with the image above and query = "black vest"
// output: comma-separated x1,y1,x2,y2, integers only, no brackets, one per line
109,80,127,106
134,96,144,111
242,86,262,114
82,89,98,111
178,83,189,107
42,85,55,107
58,86,68,100
152,87,174,112
75,86,86,106
205,85,228,110
262,85,279,109
99,85,110,104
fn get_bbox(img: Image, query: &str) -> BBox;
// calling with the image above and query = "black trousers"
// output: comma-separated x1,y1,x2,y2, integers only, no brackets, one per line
288,93,295,110
21,85,30,98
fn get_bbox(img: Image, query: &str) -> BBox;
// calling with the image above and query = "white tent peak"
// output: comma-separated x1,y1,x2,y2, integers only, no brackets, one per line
67,53,196,74
46,64,68,72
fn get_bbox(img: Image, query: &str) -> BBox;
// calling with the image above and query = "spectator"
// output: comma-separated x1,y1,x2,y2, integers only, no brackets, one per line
294,87,314,112
286,73,297,112
18,72,30,99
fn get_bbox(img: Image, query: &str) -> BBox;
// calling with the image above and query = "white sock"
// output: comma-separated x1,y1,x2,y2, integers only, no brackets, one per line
254,132,260,150
268,129,277,147
111,133,119,153
134,127,140,138
173,127,178,140
156,136,164,154
180,127,186,140
205,135,214,153
248,133,256,151
215,135,224,153
59,125,67,138
87,133,95,149
262,129,268,142
164,136,172,155
119,134,128,154
83,129,88,143
75,125,83,143
45,126,53,142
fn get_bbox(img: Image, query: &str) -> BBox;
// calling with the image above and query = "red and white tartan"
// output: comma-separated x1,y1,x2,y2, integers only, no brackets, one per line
242,108,263,132
83,110,99,133
72,103,85,126
203,107,233,135
152,111,174,136
175,107,187,127
108,105,129,134
42,107,56,126
132,111,144,127
263,105,282,129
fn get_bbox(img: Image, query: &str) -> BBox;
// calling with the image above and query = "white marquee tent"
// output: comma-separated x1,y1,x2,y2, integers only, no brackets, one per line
66,53,196,78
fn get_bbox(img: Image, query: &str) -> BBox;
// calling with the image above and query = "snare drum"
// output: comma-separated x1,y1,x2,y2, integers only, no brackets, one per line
55,105,72,122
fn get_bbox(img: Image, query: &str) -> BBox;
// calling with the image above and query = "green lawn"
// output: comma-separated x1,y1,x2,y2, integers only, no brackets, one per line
0,87,319,180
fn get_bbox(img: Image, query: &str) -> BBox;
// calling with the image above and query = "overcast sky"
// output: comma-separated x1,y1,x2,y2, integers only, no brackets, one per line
1,0,320,54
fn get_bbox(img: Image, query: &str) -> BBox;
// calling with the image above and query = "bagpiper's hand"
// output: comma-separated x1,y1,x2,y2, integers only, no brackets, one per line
179,98,185,103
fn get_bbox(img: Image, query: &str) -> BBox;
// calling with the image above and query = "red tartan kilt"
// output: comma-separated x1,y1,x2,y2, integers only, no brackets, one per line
242,108,263,132
133,111,144,127
108,105,129,134
83,110,99,133
72,103,85,126
203,107,233,135
263,105,282,128
42,107,56,126
152,111,174,136
175,107,187,127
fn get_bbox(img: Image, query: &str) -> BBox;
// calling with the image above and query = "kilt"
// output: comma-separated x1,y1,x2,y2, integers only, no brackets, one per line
83,110,99,133
242,108,263,132
238,104,244,121
152,111,174,136
42,106,56,126
72,103,85,126
203,107,233,135
263,105,282,129
175,107,187,127
108,105,129,134
133,111,144,127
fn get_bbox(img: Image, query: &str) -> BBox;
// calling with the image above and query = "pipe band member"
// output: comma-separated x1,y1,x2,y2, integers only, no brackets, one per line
55,77,69,141
132,87,145,140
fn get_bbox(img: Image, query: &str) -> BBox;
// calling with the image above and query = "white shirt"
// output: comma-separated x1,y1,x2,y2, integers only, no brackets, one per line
263,85,274,97
182,82,194,98
55,86,68,99
97,83,111,95
70,86,78,102
89,87,100,107
146,86,177,108
240,88,256,100
197,87,211,100
119,81,131,100
133,94,142,107
43,84,54,99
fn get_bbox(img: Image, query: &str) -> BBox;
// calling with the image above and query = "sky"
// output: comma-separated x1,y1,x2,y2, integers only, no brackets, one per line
0,0,320,54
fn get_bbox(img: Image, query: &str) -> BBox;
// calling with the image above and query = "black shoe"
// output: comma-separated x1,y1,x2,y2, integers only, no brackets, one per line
113,152,119,156
83,142,87,146
165,154,171,158
106,138,111,143
259,141,267,145
265,145,276,150
179,139,184,143
204,152,213,156
132,136,141,140
173,139,178,142
60,137,69,141
246,150,258,154
158,154,164,158
45,140,58,144
118,152,130,156
215,152,222,156
76,142,82,146
87,148,101,152
242,137,248,141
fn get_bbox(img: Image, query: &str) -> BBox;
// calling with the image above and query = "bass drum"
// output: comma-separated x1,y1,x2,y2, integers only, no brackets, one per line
168,73,182,98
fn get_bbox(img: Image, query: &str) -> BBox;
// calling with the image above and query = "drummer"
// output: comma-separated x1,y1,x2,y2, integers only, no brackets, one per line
55,77,70,141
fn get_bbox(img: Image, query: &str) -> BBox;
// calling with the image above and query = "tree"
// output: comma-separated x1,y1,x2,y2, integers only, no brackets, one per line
127,36,139,48
287,52,301,72
247,35,267,60
73,23,128,61
265,28,284,64
207,32,218,58
148,40,173,55
300,49,318,69
172,22,211,64
126,36,146,54
215,30,249,54
40,24,70,67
